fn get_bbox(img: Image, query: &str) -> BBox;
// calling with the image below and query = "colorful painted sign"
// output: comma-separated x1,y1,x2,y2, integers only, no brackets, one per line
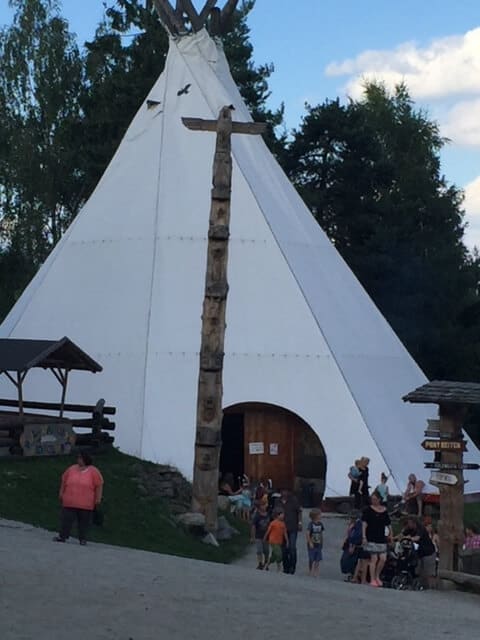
20,423,76,457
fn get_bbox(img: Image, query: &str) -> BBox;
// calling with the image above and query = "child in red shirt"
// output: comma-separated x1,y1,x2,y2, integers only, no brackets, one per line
264,510,288,571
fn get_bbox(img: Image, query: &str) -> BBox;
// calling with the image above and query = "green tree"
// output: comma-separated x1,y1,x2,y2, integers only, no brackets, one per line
0,0,83,316
285,82,480,382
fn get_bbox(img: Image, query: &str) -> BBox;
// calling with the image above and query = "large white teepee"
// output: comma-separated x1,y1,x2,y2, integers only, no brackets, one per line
2,28,479,495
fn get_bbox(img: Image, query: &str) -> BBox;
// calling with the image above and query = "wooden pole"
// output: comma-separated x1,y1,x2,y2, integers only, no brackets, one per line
183,106,265,533
437,403,466,574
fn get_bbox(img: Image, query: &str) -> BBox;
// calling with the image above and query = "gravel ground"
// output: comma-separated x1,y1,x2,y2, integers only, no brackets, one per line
1,517,479,640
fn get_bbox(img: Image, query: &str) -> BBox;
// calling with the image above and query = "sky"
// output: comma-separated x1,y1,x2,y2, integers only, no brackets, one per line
1,0,480,248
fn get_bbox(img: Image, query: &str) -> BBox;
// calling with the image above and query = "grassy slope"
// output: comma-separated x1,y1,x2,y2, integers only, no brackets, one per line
0,448,249,563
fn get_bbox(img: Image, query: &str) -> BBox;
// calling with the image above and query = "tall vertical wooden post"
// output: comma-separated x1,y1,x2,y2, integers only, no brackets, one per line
437,403,466,573
183,107,265,533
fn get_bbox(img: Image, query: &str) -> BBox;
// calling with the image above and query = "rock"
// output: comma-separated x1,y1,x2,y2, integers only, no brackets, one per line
217,516,229,531
217,496,230,511
216,528,233,541
177,512,206,528
216,515,239,540
136,483,149,496
202,532,219,547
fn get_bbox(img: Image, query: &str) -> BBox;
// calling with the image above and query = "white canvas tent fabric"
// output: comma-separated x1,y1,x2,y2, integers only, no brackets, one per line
2,30,479,495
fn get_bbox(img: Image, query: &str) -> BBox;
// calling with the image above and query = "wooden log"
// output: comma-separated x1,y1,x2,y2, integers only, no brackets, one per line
438,569,480,593
152,0,185,34
71,418,116,431
185,106,265,534
74,433,114,445
191,107,233,533
437,404,466,573
0,398,116,415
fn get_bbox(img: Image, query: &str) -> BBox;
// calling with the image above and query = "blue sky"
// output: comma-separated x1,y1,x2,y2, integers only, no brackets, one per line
1,0,480,246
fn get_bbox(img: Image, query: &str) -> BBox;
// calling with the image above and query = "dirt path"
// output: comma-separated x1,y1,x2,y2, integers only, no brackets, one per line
1,518,478,640
235,512,348,579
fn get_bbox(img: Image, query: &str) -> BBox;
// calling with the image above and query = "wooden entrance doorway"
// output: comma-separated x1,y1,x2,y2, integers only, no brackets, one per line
220,403,327,502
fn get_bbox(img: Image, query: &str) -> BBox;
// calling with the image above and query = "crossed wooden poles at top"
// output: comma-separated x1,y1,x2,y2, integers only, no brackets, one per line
151,0,239,36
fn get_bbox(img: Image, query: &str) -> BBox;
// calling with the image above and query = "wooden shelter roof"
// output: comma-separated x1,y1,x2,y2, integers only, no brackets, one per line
0,337,102,373
403,380,480,405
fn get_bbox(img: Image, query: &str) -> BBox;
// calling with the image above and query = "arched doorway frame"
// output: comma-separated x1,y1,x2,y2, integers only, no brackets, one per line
220,401,327,503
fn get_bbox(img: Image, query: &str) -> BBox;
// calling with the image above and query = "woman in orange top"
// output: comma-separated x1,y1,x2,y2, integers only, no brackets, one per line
53,452,104,545
264,510,288,571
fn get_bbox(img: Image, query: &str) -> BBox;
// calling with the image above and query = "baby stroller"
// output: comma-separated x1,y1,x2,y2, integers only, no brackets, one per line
388,538,422,590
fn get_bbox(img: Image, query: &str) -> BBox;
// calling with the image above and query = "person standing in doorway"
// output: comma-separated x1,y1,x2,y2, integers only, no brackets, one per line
276,488,302,574
53,452,103,545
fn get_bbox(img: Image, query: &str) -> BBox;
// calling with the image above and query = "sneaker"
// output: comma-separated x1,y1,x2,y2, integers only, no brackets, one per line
256,563,264,570
52,536,66,543
79,540,87,546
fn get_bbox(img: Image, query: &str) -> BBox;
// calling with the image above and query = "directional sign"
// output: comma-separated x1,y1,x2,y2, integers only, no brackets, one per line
422,439,466,451
429,471,458,486
424,462,480,470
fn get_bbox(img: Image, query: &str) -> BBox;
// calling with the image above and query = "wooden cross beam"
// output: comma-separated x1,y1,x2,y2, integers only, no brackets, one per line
184,106,265,533
151,0,240,36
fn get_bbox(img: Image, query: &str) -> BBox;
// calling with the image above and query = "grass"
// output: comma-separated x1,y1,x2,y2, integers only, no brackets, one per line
0,448,250,563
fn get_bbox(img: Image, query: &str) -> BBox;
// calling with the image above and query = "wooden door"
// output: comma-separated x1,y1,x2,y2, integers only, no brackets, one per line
243,407,294,489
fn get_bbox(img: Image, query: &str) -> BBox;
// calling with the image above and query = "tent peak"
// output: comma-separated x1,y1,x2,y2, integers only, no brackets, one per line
151,0,239,37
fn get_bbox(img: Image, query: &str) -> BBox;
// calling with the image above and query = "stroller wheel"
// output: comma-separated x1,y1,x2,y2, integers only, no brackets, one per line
391,576,406,590
411,578,424,591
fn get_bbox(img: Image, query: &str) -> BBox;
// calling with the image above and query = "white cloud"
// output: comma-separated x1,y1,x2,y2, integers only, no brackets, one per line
464,176,480,249
326,27,480,102
442,99,480,146
325,27,480,148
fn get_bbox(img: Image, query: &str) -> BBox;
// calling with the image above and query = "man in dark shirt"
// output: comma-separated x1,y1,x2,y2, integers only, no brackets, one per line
276,489,302,574
401,517,436,588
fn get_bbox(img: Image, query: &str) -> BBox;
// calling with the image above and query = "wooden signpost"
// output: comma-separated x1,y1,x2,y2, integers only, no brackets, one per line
403,381,480,579
183,106,266,533
422,439,467,451
424,462,480,470
429,471,458,487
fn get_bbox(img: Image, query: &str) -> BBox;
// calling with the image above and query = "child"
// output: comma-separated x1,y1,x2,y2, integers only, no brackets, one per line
306,509,324,577
340,512,362,580
250,502,270,569
375,473,389,505
264,509,288,572
239,477,252,521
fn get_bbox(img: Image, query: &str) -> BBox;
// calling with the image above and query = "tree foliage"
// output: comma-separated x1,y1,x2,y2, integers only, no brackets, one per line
0,0,83,313
285,82,480,383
